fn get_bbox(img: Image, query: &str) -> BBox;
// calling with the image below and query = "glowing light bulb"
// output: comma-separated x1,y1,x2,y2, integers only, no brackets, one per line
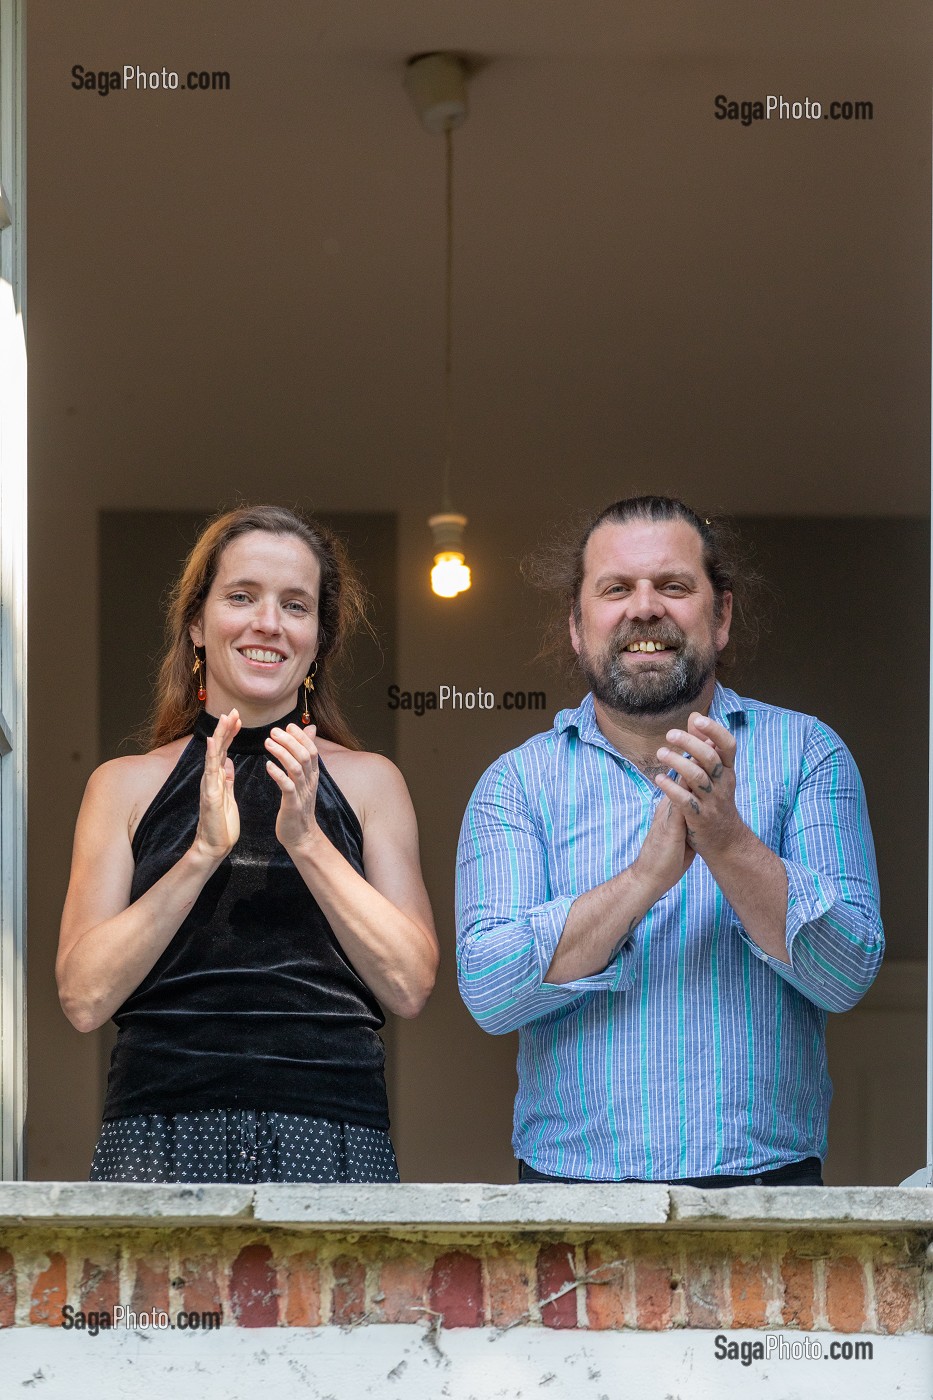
431,551,471,598
428,513,472,599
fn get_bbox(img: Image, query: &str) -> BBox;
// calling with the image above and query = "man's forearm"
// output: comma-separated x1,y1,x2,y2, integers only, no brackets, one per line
544,794,696,985
699,822,790,962
543,864,657,984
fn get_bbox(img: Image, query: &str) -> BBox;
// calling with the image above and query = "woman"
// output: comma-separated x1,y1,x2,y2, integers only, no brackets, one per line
57,504,438,1184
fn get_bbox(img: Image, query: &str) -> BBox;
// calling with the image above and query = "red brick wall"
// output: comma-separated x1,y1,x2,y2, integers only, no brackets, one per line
0,1229,928,1333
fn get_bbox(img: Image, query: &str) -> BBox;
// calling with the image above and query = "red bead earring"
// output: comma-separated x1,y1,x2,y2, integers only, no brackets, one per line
301,661,317,724
192,648,207,703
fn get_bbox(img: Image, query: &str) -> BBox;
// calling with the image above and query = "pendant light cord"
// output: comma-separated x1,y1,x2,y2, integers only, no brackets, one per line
443,122,454,513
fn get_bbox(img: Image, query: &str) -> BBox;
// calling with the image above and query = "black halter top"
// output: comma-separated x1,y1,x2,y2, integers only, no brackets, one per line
102,706,389,1128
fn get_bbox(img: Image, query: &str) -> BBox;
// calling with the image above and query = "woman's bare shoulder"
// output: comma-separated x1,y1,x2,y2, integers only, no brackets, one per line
316,741,409,820
316,739,400,779
84,738,192,839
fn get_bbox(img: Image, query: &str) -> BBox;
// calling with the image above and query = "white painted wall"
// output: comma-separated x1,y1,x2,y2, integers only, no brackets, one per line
0,1326,929,1400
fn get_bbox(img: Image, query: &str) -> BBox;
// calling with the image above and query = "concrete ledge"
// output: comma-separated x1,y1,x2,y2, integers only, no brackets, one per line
667,1185,933,1230
252,1182,670,1230
0,1182,255,1225
0,1182,930,1233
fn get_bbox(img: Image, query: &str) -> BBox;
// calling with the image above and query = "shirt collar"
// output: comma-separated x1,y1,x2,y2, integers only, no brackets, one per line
710,683,747,724
555,683,748,752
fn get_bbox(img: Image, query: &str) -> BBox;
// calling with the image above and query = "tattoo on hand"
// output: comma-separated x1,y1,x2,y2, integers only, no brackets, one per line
711,762,723,780
698,779,713,793
688,797,700,815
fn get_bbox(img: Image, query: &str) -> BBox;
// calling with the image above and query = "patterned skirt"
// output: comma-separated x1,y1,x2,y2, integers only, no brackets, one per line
90,1109,400,1184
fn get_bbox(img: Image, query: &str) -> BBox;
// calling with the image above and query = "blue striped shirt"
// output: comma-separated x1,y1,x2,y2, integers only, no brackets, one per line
455,686,883,1180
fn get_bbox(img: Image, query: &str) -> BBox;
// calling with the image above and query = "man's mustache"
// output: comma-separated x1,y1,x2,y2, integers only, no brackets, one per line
610,625,685,649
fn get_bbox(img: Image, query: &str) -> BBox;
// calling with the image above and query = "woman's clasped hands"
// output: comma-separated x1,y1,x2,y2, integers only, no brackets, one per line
194,709,323,863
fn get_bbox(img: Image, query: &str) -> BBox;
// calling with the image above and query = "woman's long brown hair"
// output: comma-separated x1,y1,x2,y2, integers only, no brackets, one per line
145,505,367,751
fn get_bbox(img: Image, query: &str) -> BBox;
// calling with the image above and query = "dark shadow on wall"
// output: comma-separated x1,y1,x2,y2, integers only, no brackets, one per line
729,516,928,963
728,516,928,1185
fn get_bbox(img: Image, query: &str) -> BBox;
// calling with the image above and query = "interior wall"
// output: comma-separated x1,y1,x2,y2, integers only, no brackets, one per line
729,518,928,965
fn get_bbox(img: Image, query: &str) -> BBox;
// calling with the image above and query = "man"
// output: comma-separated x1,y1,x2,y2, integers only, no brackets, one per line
456,496,883,1185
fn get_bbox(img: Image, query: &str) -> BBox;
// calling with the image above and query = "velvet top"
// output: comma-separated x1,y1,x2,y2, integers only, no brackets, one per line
102,706,389,1128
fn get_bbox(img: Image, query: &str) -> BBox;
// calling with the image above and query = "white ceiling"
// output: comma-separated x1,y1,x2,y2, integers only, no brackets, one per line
26,0,931,518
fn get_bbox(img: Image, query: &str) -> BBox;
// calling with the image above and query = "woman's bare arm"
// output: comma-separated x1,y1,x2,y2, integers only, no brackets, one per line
265,727,439,1018
56,713,241,1032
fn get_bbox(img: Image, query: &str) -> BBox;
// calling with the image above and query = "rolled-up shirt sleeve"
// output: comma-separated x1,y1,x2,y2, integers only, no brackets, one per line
736,720,884,1012
456,756,636,1034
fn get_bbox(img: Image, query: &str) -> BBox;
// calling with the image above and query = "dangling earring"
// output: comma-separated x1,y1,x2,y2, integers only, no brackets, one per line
302,661,317,724
192,648,207,703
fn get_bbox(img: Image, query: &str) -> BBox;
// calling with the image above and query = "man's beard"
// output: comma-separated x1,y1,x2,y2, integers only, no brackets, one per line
577,624,718,717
